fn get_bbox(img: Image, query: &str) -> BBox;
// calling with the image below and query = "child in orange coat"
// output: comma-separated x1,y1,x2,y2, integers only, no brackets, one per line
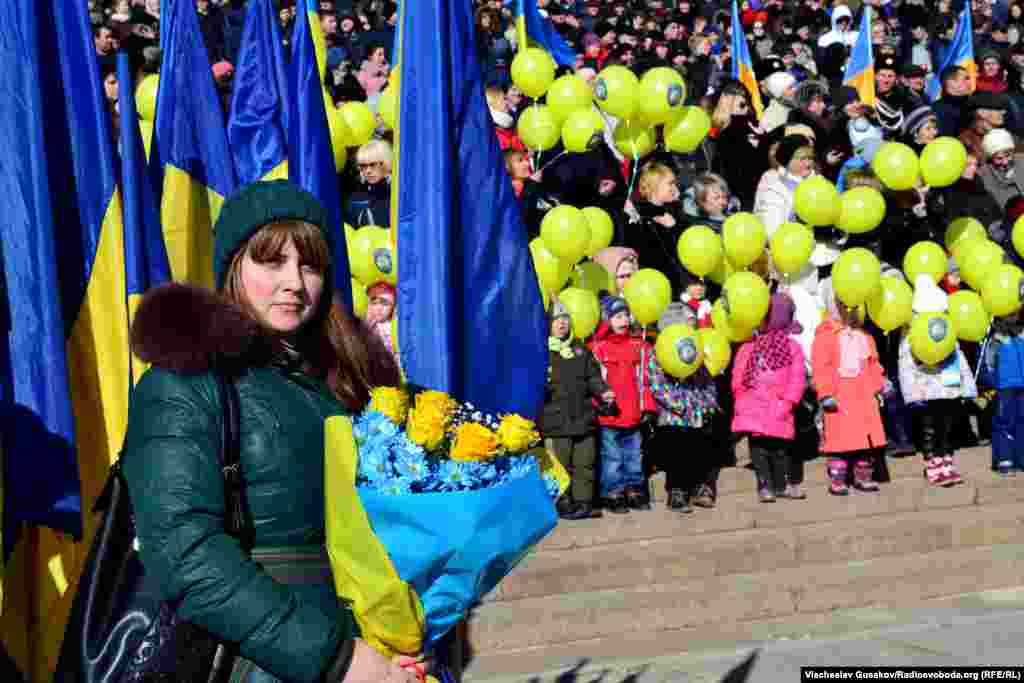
812,285,888,495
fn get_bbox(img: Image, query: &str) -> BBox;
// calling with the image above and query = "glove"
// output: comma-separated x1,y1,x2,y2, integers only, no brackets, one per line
821,396,839,413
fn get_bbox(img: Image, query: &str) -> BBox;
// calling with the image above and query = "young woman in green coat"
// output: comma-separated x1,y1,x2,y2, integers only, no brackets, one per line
123,181,411,683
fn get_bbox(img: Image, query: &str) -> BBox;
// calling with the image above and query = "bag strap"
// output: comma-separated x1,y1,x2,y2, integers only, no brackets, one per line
214,365,255,553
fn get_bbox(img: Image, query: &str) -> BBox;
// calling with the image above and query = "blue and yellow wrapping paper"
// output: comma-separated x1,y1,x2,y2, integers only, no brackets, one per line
324,416,559,653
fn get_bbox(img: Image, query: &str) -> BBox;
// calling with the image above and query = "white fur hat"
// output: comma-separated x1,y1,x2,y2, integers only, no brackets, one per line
912,274,949,314
765,72,797,100
982,128,1015,160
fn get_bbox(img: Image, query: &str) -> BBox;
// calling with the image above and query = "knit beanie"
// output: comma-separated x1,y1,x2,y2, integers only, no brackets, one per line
601,295,630,321
776,134,811,168
549,299,571,322
912,274,949,314
657,302,696,332
765,71,797,100
983,128,1016,159
213,180,332,291
902,106,937,140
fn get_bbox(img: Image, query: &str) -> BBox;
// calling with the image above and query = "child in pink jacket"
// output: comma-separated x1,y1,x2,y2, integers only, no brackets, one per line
732,292,807,502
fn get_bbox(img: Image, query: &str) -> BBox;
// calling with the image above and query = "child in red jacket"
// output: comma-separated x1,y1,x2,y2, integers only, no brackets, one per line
589,296,656,513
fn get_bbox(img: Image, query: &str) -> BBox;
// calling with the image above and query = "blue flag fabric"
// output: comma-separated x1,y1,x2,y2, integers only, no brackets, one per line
288,0,353,311
395,0,548,418
514,0,576,67
0,2,80,539
120,53,172,310
228,0,289,186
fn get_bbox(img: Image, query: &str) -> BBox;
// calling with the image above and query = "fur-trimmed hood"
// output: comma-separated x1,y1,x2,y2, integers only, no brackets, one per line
130,283,265,374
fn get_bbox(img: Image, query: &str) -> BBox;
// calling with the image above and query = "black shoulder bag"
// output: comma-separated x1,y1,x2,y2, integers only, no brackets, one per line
54,368,253,683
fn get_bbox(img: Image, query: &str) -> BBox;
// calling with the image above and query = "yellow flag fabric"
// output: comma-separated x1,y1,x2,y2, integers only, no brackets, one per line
160,166,225,288
324,417,425,657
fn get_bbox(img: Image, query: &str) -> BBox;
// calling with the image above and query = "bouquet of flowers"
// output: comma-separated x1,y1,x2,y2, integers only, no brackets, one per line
325,386,565,665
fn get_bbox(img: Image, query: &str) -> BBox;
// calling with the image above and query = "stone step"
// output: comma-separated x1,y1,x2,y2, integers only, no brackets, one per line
463,587,1024,683
465,543,1024,672
489,502,1024,604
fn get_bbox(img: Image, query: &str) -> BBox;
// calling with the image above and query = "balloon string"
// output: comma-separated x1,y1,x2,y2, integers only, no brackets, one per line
536,150,568,174
974,323,993,385
625,152,640,207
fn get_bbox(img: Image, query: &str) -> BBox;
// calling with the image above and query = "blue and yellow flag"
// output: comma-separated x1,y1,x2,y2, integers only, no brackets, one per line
119,53,172,384
395,0,548,418
513,0,576,66
927,5,975,101
152,0,238,288
730,0,764,119
228,0,289,185
843,7,876,107
288,0,353,311
1,0,135,678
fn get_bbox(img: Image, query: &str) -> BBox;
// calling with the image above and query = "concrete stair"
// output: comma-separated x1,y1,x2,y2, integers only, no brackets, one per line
462,447,1024,681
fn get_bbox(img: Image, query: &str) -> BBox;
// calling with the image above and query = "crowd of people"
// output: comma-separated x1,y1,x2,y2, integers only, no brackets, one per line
86,0,1024,527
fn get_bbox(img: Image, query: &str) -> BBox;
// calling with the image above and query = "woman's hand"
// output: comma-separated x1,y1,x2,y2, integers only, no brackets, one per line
654,213,676,227
342,641,419,683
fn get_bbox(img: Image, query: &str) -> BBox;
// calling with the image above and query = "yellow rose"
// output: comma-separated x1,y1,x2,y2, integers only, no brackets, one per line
450,423,501,462
406,391,455,450
369,386,409,424
497,414,540,453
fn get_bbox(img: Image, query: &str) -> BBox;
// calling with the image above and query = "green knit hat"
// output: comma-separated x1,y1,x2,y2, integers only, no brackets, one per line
213,180,333,291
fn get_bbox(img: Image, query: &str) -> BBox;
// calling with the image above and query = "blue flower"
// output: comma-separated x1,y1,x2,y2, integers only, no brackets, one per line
438,461,471,491
381,479,412,496
543,473,560,500
395,450,429,480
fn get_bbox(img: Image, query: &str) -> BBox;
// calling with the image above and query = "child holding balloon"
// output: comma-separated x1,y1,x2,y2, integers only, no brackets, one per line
812,284,889,495
898,276,978,486
731,292,808,502
590,296,656,513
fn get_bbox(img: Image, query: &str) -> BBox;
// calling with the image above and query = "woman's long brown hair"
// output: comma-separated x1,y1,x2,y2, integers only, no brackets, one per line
223,220,401,411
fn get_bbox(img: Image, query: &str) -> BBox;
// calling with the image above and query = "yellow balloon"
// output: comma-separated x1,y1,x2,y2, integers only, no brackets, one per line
722,213,767,269
836,187,886,234
612,119,656,159
698,328,732,376
793,176,839,227
872,142,921,191
920,137,968,188
530,237,572,293
867,276,913,333
378,87,397,129
909,313,957,365
510,48,555,99
677,226,723,278
770,222,815,276
946,217,987,256
339,101,376,147
981,264,1023,317
582,207,615,256
350,226,395,285
557,287,601,339
962,240,1005,291
707,254,737,285
136,74,159,121
903,240,948,285
593,65,640,120
327,108,352,169
546,74,593,123
711,298,754,342
655,324,703,379
636,67,686,125
664,106,711,154
948,290,990,342
1013,214,1024,261
833,248,881,306
352,279,368,319
570,261,614,294
541,205,591,264
562,108,605,153
622,268,672,325
722,271,771,329
518,104,561,151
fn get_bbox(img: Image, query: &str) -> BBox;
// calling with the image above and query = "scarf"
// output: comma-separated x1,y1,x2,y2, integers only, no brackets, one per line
837,327,871,378
548,336,575,359
742,330,793,389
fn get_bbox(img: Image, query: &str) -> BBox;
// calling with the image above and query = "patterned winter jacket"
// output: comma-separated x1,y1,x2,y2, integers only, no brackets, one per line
646,356,719,429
